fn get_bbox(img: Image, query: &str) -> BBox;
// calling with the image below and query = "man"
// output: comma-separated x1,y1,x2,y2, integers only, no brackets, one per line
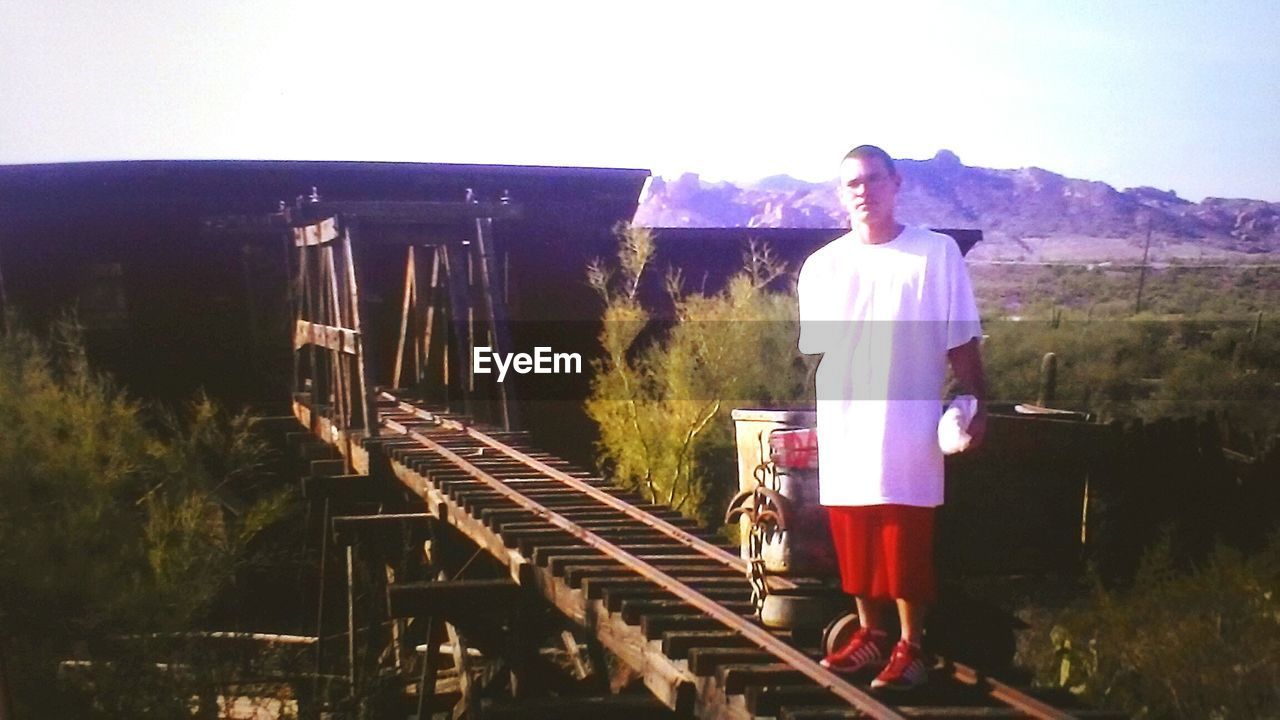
797,145,987,690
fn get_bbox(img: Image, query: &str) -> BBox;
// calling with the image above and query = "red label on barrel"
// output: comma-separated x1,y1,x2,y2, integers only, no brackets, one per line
769,428,819,470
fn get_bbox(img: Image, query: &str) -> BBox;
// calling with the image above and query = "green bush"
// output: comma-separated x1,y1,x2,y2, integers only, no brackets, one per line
585,225,809,523
980,313,1280,444
0,319,294,717
1044,533,1280,718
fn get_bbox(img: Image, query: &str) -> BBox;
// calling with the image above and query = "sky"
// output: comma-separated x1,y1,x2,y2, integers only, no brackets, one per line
2,0,1278,202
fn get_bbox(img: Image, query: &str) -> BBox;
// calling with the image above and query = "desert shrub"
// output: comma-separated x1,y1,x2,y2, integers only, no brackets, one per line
0,319,294,717
1044,533,1280,718
585,225,809,523
981,312,1280,441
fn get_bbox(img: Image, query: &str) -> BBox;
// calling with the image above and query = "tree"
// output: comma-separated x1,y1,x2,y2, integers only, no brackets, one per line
0,319,294,717
585,225,810,523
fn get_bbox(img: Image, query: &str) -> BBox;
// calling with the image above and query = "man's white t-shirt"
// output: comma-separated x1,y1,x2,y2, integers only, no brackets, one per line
797,226,982,507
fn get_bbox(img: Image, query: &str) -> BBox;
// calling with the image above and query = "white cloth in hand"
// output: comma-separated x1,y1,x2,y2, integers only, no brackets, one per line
938,395,979,455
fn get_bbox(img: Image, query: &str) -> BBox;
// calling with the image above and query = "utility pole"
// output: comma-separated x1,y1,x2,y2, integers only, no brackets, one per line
1134,212,1153,314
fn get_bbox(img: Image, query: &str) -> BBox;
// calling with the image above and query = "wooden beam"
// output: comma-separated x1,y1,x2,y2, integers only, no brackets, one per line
301,474,404,504
300,200,521,226
293,319,359,354
384,452,694,714
331,513,434,546
292,217,339,246
388,579,523,619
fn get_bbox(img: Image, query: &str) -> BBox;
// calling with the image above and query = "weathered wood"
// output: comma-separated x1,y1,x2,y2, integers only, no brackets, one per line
549,553,726,577
384,444,697,714
331,512,432,546
718,662,810,695
345,546,357,691
392,245,418,389
532,544,682,567
297,200,521,226
300,474,402,504
293,390,1103,719
321,244,350,437
472,214,519,431
446,622,478,720
310,458,347,477
618,598,755,623
566,564,742,590
296,440,336,461
388,579,523,619
342,225,379,438
420,247,442,391
442,242,473,416
662,630,789,661
292,216,339,246
293,319,359,354
746,684,839,716
604,585,749,613
415,619,442,720
642,613,744,641
580,575,748,601
692,674,755,720
687,647,776,677
392,464,533,582
560,630,588,680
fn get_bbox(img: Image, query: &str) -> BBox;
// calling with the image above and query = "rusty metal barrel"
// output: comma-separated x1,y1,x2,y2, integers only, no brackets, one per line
727,409,847,630
763,427,836,576
728,409,836,578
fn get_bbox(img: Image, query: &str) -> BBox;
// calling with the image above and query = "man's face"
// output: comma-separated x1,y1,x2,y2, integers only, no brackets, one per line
837,155,901,227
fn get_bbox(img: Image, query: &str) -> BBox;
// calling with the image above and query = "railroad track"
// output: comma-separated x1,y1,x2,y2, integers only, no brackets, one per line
296,391,1117,720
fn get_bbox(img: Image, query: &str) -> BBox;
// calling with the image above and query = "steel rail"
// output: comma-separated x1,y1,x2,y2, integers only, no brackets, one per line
381,415,908,719
949,662,1076,720
377,392,796,590
377,393,1079,720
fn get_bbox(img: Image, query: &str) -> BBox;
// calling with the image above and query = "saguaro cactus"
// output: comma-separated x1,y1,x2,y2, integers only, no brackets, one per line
1039,351,1058,406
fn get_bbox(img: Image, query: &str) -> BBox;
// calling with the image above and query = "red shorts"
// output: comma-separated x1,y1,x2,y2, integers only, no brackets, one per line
826,504,937,604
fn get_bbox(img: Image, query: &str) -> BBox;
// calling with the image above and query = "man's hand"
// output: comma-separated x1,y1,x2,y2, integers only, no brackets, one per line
947,338,988,451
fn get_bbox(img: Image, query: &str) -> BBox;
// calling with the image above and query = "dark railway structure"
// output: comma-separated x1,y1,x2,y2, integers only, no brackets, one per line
270,199,1116,718
0,161,1123,718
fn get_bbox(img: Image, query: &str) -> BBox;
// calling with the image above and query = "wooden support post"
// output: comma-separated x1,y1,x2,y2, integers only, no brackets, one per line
443,243,473,417
298,244,321,427
446,622,477,720
386,562,404,672
301,474,404,507
323,246,350,441
346,544,357,694
422,247,443,393
415,618,442,720
473,215,520,431
561,630,588,681
393,246,418,390
342,222,379,438
312,497,330,706
387,579,522,618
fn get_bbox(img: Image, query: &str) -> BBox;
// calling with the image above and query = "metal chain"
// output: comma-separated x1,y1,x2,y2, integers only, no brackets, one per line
748,520,769,612
747,452,778,614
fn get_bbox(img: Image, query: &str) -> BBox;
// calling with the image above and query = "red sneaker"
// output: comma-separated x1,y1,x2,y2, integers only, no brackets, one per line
819,627,892,674
871,640,929,690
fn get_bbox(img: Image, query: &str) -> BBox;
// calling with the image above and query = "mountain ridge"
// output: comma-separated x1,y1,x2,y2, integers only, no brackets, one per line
635,151,1279,262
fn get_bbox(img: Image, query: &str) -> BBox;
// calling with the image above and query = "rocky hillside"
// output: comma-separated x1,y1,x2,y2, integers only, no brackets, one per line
635,150,1280,261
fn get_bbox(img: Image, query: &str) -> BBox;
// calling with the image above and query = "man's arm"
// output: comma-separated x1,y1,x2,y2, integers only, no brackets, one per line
947,337,988,448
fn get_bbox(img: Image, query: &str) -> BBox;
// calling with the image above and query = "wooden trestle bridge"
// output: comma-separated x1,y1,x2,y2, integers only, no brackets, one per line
261,195,1122,719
